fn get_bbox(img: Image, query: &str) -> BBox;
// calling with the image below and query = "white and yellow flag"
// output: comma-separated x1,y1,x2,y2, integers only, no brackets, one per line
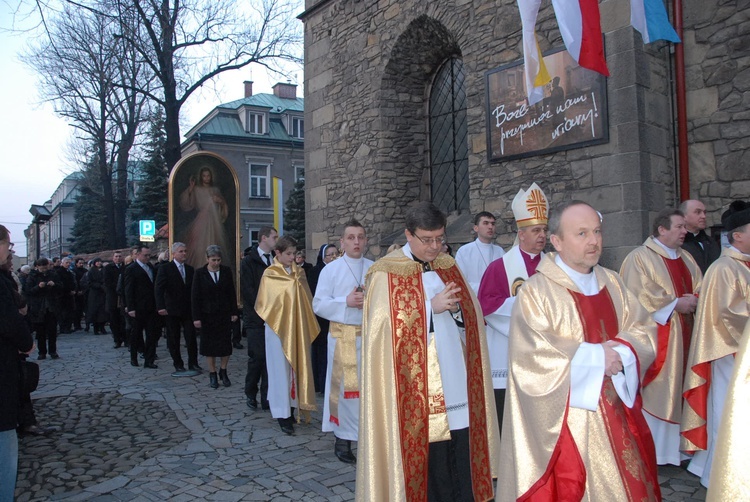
518,0,551,105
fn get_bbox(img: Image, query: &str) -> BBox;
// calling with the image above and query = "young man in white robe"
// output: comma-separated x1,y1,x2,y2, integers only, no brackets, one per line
312,219,373,464
454,211,504,293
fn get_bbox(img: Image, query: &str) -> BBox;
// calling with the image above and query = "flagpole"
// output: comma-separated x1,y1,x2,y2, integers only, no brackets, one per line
672,0,689,201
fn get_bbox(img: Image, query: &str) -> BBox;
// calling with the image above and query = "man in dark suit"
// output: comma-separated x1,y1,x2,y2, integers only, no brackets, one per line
242,226,278,409
680,199,721,274
124,244,159,368
103,251,126,348
155,242,200,372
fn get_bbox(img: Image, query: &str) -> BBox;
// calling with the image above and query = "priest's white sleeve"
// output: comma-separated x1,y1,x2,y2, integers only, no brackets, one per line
610,344,638,408
653,298,678,326
484,296,515,337
569,342,605,411
312,265,355,324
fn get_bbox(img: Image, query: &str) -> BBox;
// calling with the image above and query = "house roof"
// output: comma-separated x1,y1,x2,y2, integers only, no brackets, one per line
182,92,304,147
219,94,304,113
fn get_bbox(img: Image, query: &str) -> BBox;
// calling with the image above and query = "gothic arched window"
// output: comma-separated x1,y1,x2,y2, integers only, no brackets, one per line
429,56,469,214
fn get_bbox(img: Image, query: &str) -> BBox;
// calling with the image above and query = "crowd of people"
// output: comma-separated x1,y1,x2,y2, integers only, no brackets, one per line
2,188,748,500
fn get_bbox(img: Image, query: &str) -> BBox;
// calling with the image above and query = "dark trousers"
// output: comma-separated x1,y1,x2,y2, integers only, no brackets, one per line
244,325,268,402
129,311,159,365
311,329,328,393
166,314,198,369
427,427,473,502
494,388,506,438
109,307,126,345
231,318,242,344
33,311,58,356
73,295,85,329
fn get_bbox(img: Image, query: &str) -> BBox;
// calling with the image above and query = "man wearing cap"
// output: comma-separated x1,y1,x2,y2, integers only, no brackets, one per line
454,211,505,293
499,200,660,501
477,182,548,430
682,200,750,488
680,199,721,274
620,208,702,466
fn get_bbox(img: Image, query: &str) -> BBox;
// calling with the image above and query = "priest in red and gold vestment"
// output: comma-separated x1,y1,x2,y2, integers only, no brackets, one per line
500,201,660,502
357,202,499,502
620,208,702,466
682,200,750,488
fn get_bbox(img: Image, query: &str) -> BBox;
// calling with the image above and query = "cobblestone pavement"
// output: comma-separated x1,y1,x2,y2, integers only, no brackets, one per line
16,330,706,501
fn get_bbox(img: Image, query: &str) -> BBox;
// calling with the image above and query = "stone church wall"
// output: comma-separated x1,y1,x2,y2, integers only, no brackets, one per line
301,0,748,268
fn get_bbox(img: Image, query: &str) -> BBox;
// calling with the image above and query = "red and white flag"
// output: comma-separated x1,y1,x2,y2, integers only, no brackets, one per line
550,0,609,76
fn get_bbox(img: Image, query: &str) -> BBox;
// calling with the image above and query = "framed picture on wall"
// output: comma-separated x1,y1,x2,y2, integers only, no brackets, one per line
485,46,609,162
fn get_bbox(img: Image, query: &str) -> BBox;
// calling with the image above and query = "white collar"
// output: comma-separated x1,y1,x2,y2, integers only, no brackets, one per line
730,245,750,258
653,237,679,259
555,254,599,296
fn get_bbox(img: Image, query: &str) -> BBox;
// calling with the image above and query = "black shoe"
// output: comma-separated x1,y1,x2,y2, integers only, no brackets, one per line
209,372,219,389
232,341,244,349
334,437,357,464
188,363,203,372
84,326,89,332
261,400,270,411
113,343,122,349
278,418,294,435
175,366,186,372
131,360,140,367
246,397,258,410
37,354,46,360
19,424,58,436
50,353,59,359
219,368,231,387
144,362,158,369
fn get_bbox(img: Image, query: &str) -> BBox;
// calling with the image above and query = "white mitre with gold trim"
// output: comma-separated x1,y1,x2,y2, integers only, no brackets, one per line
512,182,549,228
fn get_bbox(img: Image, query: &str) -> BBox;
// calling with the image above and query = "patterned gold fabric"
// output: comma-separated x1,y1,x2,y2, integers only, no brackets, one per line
706,319,750,501
499,253,657,502
620,237,702,422
328,322,361,421
356,248,499,502
681,247,750,452
255,259,320,413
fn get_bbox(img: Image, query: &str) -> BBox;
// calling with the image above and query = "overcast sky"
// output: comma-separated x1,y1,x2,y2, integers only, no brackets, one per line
0,6,302,257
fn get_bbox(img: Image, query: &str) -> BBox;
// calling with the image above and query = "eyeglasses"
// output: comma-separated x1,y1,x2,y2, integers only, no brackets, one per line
412,234,447,247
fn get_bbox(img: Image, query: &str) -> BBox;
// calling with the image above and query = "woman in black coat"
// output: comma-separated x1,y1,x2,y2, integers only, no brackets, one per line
192,245,238,389
0,225,34,500
84,258,108,334
307,244,338,394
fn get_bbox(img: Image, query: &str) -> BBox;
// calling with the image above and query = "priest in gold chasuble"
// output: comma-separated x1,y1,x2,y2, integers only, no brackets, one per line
357,202,499,502
706,319,750,501
682,200,750,488
499,201,660,502
620,209,702,466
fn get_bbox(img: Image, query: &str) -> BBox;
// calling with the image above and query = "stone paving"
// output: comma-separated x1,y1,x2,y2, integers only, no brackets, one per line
16,330,706,501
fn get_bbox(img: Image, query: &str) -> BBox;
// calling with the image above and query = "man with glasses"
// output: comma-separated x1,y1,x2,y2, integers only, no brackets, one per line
357,202,499,502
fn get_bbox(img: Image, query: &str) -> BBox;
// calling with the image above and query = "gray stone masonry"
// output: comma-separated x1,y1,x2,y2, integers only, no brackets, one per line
301,0,748,269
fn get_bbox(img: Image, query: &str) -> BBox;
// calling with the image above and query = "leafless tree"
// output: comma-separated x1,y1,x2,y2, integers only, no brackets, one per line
109,0,303,170
22,2,153,247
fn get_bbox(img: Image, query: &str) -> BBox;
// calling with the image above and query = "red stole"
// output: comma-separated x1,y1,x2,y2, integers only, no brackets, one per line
568,288,660,502
386,264,493,502
643,256,695,388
